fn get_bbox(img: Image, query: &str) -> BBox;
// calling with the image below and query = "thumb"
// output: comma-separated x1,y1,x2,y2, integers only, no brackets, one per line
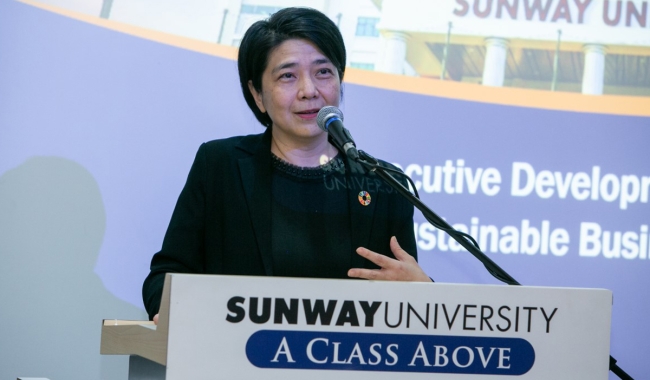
390,236,410,261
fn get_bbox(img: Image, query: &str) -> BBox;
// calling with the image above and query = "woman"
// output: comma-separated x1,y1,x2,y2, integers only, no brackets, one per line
143,7,431,322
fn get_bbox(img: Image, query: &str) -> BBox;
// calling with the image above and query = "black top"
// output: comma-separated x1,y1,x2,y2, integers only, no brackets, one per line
142,129,417,320
271,153,351,278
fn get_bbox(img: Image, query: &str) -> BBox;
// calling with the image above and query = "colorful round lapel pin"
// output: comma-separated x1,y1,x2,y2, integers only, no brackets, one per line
358,191,371,206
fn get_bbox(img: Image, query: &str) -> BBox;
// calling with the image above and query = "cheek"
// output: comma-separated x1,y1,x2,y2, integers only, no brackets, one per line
326,83,342,104
262,88,289,115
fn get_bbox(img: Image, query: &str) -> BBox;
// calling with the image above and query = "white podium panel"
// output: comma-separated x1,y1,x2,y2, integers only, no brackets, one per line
102,274,612,380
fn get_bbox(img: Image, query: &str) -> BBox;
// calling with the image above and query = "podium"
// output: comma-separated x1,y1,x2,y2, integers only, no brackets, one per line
101,274,612,379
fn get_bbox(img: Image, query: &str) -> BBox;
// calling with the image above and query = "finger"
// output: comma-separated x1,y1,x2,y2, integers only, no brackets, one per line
390,236,414,262
356,247,397,269
390,236,406,259
153,314,159,325
348,268,384,280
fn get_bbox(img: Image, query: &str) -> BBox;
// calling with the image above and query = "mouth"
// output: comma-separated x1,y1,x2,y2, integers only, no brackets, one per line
295,109,320,119
295,109,320,115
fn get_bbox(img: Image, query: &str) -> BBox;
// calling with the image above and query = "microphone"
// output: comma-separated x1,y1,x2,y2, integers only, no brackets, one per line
316,106,359,160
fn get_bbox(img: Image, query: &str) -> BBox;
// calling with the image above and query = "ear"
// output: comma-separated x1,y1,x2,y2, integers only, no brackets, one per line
248,80,266,114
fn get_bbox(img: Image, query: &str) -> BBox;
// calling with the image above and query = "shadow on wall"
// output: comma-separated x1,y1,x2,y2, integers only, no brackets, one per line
0,157,147,380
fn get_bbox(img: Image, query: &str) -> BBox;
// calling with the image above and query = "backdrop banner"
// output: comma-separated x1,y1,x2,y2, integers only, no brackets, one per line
1,1,647,378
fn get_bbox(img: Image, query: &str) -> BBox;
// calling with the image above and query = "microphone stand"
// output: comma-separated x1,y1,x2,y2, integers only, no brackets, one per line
355,150,633,380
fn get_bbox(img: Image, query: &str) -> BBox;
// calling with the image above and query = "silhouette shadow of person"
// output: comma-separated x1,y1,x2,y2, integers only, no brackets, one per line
0,156,147,379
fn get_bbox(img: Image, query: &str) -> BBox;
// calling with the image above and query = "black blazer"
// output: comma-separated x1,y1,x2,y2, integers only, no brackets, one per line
142,128,417,318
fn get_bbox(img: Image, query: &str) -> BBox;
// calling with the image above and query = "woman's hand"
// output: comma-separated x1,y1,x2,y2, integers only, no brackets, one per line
348,236,432,282
153,314,159,325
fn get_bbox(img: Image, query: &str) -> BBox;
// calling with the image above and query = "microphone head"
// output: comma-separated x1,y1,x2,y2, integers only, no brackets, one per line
316,106,344,132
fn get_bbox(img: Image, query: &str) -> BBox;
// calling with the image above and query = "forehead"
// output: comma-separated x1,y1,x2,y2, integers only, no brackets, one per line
265,39,331,73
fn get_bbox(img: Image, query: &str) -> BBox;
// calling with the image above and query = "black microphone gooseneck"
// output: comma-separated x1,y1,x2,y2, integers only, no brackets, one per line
358,150,520,286
355,149,633,380
317,106,634,380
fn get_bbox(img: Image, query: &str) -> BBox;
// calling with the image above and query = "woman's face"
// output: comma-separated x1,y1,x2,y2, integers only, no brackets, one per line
249,38,341,145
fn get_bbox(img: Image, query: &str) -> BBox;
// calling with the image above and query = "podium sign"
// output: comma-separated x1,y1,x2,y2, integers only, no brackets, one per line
101,274,612,379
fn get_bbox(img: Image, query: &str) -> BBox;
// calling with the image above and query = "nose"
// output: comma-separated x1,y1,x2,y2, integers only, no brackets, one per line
298,76,318,99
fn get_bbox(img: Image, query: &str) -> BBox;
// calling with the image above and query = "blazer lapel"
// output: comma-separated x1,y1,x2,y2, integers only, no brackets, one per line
237,129,274,276
346,157,378,269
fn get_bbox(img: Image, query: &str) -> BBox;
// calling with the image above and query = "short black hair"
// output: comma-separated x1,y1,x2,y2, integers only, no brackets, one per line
237,7,346,128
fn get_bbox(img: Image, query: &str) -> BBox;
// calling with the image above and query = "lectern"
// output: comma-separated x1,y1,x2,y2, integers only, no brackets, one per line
101,274,612,379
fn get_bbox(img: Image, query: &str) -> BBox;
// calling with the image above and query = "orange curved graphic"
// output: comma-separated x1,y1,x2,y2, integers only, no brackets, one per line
19,0,650,118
